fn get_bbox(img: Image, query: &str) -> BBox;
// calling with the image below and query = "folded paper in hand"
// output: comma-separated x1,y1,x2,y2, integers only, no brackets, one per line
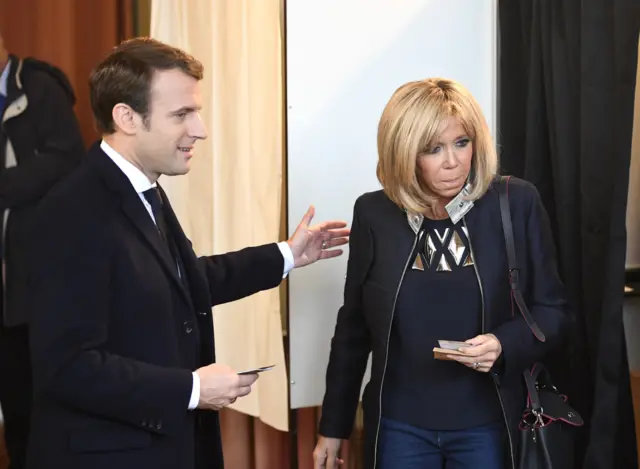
433,347,466,361
437,340,471,350
237,364,276,375
434,340,470,361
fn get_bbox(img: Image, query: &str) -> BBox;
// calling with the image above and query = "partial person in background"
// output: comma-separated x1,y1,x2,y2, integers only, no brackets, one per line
314,78,569,469
0,28,84,469
26,38,349,469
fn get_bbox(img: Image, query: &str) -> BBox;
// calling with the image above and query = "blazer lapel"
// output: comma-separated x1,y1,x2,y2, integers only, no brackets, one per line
90,144,192,306
120,194,193,305
158,186,211,312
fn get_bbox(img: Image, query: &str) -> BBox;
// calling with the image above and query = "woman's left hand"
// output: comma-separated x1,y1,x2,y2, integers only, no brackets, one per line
448,334,502,373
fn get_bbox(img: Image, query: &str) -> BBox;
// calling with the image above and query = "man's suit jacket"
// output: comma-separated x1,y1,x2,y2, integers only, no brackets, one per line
26,143,284,469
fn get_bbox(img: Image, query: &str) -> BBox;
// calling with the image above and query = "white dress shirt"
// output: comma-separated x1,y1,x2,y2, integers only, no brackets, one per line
100,141,295,410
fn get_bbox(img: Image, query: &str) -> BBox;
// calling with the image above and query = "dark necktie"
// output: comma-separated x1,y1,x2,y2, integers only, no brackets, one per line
143,188,189,289
143,187,170,244
143,187,183,280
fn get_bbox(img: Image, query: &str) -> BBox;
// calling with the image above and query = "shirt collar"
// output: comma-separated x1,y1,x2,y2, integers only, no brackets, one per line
100,140,157,194
0,58,11,97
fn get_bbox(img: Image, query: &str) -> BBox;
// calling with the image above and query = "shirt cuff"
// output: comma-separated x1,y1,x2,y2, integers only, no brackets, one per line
188,372,200,410
277,241,295,278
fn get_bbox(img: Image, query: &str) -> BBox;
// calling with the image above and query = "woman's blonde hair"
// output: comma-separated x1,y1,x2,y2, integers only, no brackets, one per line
376,78,498,214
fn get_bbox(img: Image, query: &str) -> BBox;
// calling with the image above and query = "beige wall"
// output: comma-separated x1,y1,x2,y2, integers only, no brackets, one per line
626,35,640,268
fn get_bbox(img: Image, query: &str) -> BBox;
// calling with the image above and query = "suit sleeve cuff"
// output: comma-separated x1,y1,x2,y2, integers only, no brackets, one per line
188,372,200,410
277,242,295,278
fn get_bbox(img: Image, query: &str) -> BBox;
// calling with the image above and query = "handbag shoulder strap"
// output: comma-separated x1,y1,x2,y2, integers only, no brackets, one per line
524,365,543,412
498,176,546,342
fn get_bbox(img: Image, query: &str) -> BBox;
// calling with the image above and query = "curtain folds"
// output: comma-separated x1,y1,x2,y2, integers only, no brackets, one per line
150,0,288,432
498,1,640,467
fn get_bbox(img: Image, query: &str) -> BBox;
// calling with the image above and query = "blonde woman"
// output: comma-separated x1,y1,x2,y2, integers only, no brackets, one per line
313,78,569,469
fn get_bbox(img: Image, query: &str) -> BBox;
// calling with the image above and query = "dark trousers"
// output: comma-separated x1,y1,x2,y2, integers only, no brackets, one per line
0,325,31,469
378,417,505,469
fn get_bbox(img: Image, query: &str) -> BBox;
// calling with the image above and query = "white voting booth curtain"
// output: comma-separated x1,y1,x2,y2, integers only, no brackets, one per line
150,0,288,431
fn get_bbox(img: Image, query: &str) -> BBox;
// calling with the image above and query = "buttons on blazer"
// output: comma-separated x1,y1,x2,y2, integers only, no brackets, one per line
183,320,194,334
141,419,162,430
197,311,208,317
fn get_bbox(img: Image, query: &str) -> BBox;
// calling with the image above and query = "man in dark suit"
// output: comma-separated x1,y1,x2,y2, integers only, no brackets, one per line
0,28,84,469
25,37,348,469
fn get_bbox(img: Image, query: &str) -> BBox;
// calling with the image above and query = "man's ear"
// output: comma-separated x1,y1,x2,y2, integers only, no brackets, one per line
112,103,142,135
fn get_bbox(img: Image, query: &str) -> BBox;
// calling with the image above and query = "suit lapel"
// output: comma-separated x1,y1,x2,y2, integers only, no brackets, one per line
89,144,193,307
120,194,193,306
158,186,211,312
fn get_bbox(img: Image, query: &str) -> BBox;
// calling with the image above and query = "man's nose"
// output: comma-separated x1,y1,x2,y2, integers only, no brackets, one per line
189,113,208,140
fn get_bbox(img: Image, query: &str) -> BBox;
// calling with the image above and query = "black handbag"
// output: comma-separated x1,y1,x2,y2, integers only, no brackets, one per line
498,176,584,469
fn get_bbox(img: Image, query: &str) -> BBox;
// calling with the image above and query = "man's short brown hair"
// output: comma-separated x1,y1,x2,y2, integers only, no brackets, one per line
89,37,204,134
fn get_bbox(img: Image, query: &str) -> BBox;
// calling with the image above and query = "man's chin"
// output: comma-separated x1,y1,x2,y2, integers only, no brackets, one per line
164,166,190,177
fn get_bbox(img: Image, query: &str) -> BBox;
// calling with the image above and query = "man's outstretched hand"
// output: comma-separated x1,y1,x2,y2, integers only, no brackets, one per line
287,206,350,268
